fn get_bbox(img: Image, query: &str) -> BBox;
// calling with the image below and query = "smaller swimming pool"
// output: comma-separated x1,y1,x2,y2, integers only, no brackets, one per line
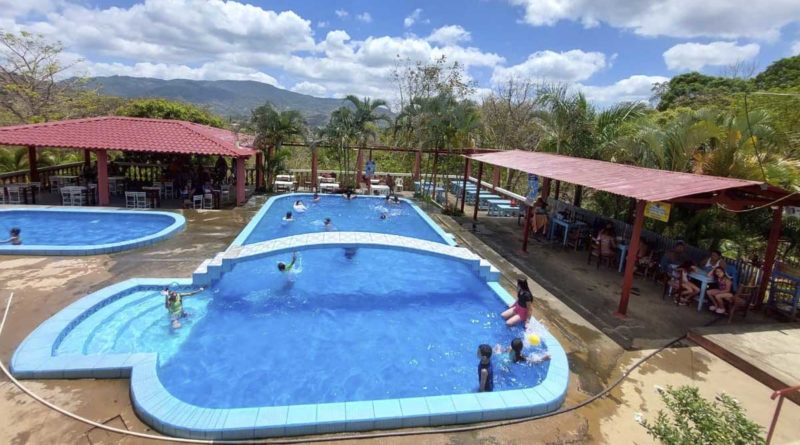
0,208,185,255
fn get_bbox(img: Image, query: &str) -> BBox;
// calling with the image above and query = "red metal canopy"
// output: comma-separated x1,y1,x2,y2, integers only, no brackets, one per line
468,149,763,202
0,116,255,158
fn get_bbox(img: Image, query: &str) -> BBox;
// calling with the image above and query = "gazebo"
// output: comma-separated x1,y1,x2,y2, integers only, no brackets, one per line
0,116,260,206
463,150,800,316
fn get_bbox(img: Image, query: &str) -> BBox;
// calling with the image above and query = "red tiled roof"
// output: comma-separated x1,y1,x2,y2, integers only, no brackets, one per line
0,116,256,157
469,149,764,202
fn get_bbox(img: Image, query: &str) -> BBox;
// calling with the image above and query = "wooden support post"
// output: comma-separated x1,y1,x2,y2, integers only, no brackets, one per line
96,150,109,206
413,151,421,181
430,152,439,200
574,185,583,207
235,157,246,205
460,157,470,213
492,166,500,191
84,149,91,168
554,180,560,200
472,162,483,222
310,148,318,192
757,206,783,307
355,149,364,188
542,177,552,200
255,152,264,189
27,146,38,182
616,200,646,316
522,204,533,252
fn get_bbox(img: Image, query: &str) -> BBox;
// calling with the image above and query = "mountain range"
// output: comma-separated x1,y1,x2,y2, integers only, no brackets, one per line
82,76,352,127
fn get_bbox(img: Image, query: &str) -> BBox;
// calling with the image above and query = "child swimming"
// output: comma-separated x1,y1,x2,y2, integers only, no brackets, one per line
494,338,551,364
282,211,293,222
1,227,21,245
164,286,204,329
324,217,334,231
277,252,298,272
293,200,307,213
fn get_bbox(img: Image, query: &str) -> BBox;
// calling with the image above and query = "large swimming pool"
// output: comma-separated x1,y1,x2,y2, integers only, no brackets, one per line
0,208,185,255
12,193,568,438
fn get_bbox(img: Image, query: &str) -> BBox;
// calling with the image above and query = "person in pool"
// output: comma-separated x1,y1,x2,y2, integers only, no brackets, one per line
293,200,307,212
324,217,334,231
164,287,204,329
477,344,493,392
277,252,298,272
343,188,356,200
1,227,21,245
283,211,293,222
312,192,321,203
494,338,551,364
380,212,388,220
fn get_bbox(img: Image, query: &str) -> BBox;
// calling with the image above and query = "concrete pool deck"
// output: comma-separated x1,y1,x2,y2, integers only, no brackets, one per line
1,196,799,444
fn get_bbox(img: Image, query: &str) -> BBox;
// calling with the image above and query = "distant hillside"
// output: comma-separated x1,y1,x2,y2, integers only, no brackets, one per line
81,76,351,127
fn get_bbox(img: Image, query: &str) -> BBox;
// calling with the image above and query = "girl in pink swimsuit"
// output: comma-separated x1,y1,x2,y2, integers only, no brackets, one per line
706,266,734,314
501,278,534,327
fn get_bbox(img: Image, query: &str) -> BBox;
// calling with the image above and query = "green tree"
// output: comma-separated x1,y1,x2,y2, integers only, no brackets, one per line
116,98,225,128
640,385,764,445
251,103,305,191
753,55,800,90
653,72,750,111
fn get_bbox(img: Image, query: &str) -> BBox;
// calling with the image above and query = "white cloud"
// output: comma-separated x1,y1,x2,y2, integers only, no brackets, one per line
491,49,607,84
292,81,327,97
792,41,800,55
356,12,372,23
335,9,348,18
508,0,800,40
317,21,329,28
404,8,424,28
578,74,669,106
663,41,760,71
427,25,471,45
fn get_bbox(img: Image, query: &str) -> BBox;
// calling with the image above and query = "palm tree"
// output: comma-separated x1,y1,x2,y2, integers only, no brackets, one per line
251,104,305,191
0,147,28,172
343,95,390,186
324,106,357,186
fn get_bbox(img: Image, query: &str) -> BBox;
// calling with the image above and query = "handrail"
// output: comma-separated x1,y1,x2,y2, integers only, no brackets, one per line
766,385,800,444
0,162,84,179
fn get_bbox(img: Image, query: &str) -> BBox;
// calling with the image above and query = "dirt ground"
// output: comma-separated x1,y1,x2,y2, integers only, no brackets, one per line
1,202,798,444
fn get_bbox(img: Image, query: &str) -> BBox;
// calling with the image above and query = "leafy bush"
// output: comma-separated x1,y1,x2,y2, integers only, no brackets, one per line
640,385,764,445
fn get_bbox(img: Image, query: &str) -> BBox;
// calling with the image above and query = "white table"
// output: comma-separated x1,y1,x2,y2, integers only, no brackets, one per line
549,218,586,247
371,184,390,196
319,177,337,184
274,180,294,192
689,271,716,312
319,182,339,193
276,175,294,182
617,244,628,272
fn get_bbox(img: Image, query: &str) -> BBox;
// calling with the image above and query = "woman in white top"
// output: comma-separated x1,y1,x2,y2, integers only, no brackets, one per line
696,249,726,277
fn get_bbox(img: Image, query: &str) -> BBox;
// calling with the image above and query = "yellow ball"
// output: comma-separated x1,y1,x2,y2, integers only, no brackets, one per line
527,334,541,346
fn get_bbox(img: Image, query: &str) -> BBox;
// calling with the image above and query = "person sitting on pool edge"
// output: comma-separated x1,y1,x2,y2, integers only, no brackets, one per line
0,227,21,245
500,278,533,326
164,286,204,329
477,344,493,392
277,252,298,272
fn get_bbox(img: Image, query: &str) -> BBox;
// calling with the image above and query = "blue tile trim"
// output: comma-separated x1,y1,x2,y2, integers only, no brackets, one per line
0,208,185,256
10,194,570,438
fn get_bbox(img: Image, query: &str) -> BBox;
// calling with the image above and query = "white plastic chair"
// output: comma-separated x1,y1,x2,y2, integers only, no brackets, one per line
60,187,72,206
6,186,23,204
0,188,5,204
394,178,404,193
164,182,174,199
135,192,149,209
153,182,164,199
192,194,203,209
203,193,214,209
69,188,87,206
125,191,137,208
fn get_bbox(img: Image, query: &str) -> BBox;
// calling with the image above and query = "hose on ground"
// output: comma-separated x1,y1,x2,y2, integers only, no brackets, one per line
0,292,687,444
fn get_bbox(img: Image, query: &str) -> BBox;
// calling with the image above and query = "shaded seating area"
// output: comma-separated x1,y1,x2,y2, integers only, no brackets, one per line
0,116,259,208
460,150,800,320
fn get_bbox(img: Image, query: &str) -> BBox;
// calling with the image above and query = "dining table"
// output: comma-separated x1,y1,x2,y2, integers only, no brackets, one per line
689,271,716,312
141,186,162,208
549,218,586,247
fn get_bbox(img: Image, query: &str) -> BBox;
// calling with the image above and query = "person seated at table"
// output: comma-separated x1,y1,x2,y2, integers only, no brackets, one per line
635,240,656,275
193,181,206,197
531,197,549,236
695,249,726,277
706,266,734,315
660,240,689,273
1,227,21,245
597,223,617,255
675,261,699,306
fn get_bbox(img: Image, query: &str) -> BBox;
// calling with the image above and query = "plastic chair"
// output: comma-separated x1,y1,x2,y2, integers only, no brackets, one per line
203,193,214,209
164,182,175,199
728,285,758,323
60,187,73,206
135,192,149,209
5,186,23,204
192,195,203,209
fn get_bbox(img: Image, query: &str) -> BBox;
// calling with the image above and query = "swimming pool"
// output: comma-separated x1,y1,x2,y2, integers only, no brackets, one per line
12,194,568,438
0,208,185,255
232,194,452,246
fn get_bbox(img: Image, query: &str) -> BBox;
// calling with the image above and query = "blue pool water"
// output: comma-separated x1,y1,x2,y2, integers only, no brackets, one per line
0,209,179,246
55,247,549,408
241,195,447,245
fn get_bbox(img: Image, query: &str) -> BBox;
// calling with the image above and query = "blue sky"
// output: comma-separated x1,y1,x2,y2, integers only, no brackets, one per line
2,0,799,107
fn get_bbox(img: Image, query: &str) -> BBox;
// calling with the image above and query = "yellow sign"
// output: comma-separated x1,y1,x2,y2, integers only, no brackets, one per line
644,202,671,222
